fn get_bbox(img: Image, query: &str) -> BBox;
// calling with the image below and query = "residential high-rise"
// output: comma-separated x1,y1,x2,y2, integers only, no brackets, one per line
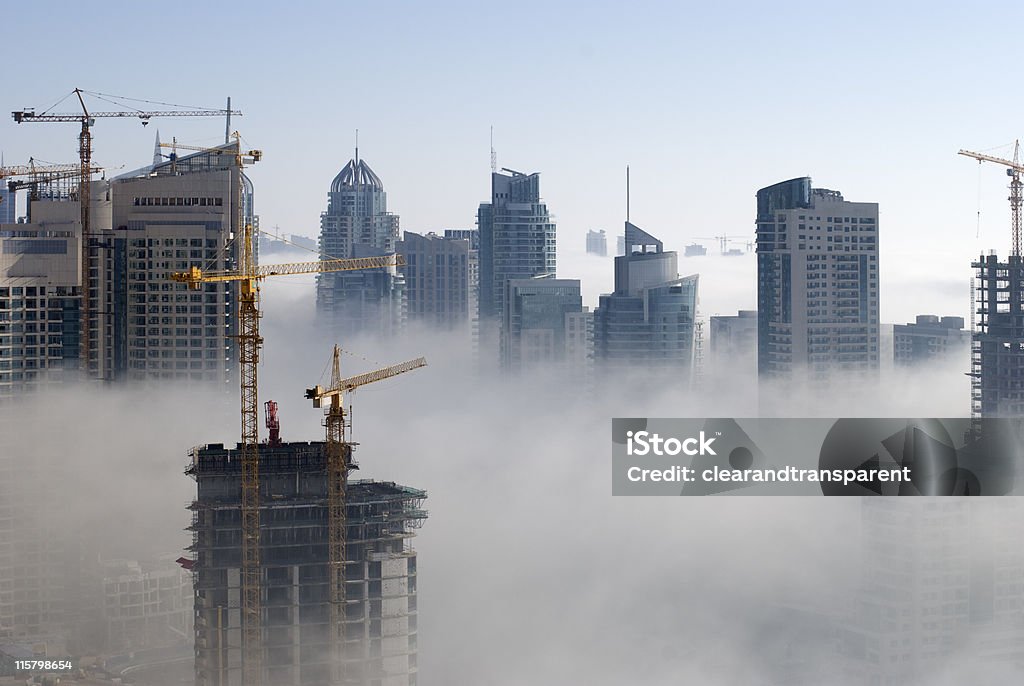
586,229,607,256
593,222,698,373
477,169,556,325
109,142,251,384
972,254,1024,417
755,177,880,380
893,314,970,366
0,179,113,399
188,441,426,686
317,151,403,338
500,276,584,372
398,231,475,332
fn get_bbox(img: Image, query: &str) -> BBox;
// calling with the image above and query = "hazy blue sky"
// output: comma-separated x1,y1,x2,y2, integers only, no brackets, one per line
5,1,1023,322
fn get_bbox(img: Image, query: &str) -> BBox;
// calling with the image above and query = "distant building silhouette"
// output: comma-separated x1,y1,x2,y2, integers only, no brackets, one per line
586,229,607,256
710,310,757,377
893,315,970,366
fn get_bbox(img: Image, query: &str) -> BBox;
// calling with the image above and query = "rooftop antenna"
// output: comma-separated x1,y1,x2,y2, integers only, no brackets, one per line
225,97,231,145
626,165,630,222
490,126,496,173
355,129,359,167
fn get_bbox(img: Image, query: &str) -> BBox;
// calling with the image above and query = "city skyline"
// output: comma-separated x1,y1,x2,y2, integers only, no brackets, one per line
5,4,1024,684
4,3,1022,330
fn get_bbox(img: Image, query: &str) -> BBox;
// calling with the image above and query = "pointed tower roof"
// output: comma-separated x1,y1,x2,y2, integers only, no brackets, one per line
625,221,663,254
153,130,162,166
331,158,384,192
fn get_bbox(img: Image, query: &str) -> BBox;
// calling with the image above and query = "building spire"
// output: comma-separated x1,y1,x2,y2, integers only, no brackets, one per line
355,128,359,167
153,130,162,166
490,126,496,173
626,165,630,223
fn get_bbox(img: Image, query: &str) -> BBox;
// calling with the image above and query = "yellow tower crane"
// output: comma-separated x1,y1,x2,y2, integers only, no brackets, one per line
959,141,1024,257
12,88,238,378
305,347,426,684
172,201,405,686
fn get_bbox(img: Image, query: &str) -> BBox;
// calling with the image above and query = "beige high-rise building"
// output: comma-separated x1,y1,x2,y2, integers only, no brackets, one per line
109,143,252,385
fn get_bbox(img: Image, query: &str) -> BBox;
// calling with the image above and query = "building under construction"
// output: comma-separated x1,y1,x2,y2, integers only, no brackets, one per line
971,253,1024,417
961,144,1024,419
187,441,426,686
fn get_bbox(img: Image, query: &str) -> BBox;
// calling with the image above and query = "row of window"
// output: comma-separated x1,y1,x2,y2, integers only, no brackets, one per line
132,197,224,207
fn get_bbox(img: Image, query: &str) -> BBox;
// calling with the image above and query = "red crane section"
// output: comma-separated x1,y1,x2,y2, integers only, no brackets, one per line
264,400,281,447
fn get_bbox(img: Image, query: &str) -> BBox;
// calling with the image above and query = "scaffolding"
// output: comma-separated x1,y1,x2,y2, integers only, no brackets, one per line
186,442,426,686
971,254,1024,420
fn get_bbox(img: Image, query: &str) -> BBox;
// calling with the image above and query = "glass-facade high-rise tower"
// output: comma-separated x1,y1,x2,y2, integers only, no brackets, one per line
593,222,698,373
317,152,404,338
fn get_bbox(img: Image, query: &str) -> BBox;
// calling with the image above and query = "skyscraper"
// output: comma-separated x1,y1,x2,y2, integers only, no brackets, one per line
109,142,250,384
477,169,556,324
593,222,698,373
0,178,113,398
398,231,475,333
500,276,584,372
317,151,403,338
755,177,879,380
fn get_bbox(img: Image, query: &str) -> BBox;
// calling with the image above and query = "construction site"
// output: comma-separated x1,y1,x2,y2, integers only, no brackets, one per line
961,144,1024,419
2,89,429,686
188,443,426,686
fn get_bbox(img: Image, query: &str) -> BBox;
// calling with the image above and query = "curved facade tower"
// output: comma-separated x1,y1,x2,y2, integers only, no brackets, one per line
316,152,404,338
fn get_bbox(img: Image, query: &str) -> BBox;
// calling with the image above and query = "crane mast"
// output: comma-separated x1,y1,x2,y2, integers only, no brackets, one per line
959,140,1024,257
326,348,349,685
306,349,426,684
238,216,263,686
